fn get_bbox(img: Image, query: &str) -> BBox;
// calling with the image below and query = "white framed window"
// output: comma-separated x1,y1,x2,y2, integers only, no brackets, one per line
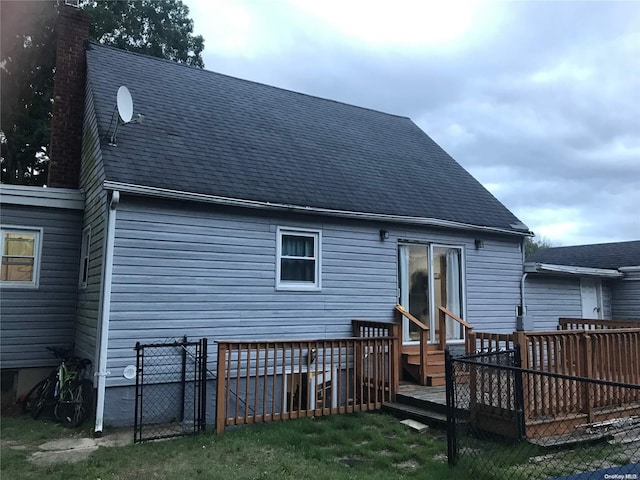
79,227,91,289
0,226,43,289
276,227,321,291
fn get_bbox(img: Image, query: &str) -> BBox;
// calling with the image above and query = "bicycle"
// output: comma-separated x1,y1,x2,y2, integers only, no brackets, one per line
21,347,93,428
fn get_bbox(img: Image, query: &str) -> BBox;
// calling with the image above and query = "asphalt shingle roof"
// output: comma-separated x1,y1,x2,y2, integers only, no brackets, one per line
85,43,528,233
526,241,640,269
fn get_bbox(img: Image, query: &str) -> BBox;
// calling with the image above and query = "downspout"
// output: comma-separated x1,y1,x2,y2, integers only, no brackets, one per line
520,272,528,316
520,237,528,317
94,190,119,436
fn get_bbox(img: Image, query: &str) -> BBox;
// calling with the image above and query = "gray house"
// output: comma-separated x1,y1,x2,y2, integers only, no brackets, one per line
524,240,640,330
0,186,84,403
1,6,531,432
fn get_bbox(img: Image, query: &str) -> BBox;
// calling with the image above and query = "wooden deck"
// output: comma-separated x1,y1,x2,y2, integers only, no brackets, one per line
398,382,447,406
213,314,639,438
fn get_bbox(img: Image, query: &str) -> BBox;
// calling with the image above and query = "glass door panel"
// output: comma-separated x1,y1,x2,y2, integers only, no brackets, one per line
432,246,464,341
398,245,429,343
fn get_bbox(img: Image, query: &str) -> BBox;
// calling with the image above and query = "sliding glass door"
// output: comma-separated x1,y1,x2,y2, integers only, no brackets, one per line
398,244,465,344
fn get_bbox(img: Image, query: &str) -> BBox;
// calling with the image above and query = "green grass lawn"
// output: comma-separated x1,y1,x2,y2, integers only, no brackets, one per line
1,412,471,480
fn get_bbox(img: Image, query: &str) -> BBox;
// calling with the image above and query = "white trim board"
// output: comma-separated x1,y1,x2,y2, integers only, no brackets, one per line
0,184,84,210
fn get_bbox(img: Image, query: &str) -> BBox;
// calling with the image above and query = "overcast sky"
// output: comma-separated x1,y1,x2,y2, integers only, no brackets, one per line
184,0,639,246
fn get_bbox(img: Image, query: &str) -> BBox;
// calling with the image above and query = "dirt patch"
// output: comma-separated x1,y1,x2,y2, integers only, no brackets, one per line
393,459,419,470
16,428,134,466
339,456,365,467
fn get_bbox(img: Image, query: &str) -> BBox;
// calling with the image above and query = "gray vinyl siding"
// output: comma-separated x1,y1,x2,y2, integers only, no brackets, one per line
74,79,107,365
601,282,612,320
102,196,524,388
611,271,640,319
0,204,82,368
525,276,616,328
524,276,582,331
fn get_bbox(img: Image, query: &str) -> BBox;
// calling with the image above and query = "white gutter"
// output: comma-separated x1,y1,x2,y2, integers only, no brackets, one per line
524,262,624,279
103,181,531,237
618,266,640,273
94,190,119,436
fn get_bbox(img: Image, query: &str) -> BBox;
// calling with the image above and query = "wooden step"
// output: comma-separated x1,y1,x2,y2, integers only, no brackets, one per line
401,344,443,355
382,401,447,428
403,351,444,364
427,373,446,387
405,358,443,372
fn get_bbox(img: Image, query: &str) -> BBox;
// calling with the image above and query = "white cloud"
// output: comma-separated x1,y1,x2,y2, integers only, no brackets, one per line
288,0,479,49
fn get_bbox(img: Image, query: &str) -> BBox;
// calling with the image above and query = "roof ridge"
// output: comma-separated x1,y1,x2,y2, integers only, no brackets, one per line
87,41,411,121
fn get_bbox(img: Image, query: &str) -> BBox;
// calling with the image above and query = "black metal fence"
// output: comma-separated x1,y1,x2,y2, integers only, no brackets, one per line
445,347,640,480
134,337,207,443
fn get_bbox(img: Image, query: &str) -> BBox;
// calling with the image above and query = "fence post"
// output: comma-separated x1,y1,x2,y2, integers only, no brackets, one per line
512,344,526,440
200,338,208,432
134,342,141,443
444,347,457,466
513,331,530,425
391,322,400,401
465,329,474,355
180,335,187,423
216,342,227,434
582,333,594,422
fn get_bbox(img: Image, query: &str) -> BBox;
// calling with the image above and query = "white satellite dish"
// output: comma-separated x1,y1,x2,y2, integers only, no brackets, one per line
116,86,134,123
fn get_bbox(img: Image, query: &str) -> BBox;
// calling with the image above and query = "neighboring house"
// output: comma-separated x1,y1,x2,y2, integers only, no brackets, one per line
0,6,531,431
524,240,640,330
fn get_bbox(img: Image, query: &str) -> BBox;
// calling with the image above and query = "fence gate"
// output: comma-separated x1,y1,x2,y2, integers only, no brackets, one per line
445,346,525,466
134,337,208,443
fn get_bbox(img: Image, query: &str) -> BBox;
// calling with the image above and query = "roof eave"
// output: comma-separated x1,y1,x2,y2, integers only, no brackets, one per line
524,262,625,278
103,181,531,237
0,184,85,210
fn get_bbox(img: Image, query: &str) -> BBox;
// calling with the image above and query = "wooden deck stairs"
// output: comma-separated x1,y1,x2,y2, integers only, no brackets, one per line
395,305,473,387
401,344,446,386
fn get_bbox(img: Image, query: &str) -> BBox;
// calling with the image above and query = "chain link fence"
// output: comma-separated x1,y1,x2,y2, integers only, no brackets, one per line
446,347,640,480
134,337,207,443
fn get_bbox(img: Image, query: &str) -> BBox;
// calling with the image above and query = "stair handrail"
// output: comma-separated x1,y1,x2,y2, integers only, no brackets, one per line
394,305,429,384
394,304,430,331
437,306,474,353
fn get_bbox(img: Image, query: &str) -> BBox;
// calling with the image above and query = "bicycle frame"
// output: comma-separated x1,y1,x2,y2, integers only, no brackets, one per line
55,360,82,402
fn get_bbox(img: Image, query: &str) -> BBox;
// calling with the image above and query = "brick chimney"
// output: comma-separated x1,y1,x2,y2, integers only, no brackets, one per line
47,4,90,188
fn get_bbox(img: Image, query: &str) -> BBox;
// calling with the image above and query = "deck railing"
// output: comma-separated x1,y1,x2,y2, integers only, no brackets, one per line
438,306,474,353
215,335,397,433
468,331,516,354
559,317,640,330
394,305,430,384
469,327,640,421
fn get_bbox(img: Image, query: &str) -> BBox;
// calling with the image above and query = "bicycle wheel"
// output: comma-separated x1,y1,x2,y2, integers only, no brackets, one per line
30,378,54,419
21,379,48,414
55,380,93,428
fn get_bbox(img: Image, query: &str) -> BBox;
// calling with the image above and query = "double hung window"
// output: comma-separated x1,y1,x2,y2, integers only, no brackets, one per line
276,228,321,290
0,227,42,288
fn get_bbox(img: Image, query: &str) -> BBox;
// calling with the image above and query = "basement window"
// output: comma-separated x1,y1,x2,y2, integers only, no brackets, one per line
0,227,43,288
276,227,321,291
